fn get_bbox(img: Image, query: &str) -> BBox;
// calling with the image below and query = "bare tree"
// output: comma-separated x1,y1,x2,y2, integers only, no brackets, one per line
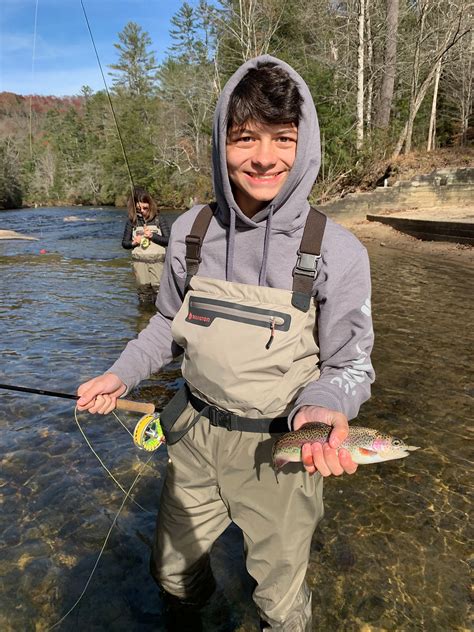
217,0,285,61
356,0,366,149
374,0,399,129
442,27,474,145
393,2,471,157
427,58,442,151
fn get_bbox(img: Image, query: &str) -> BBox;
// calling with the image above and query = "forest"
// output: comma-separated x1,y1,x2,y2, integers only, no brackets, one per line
0,0,472,210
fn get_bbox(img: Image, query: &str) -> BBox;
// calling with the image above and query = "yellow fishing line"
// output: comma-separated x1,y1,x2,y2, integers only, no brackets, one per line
47,453,153,631
73,406,151,514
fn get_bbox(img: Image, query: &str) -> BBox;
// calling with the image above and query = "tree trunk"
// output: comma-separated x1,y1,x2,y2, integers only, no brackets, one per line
427,59,442,151
356,0,365,150
392,14,469,158
374,0,399,129
366,0,373,131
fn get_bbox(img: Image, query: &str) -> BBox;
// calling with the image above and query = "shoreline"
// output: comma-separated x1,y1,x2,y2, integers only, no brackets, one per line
341,214,473,264
0,229,38,241
2,209,473,263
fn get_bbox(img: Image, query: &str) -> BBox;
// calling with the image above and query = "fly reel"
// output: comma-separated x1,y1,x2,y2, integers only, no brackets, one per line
133,413,165,452
140,237,150,249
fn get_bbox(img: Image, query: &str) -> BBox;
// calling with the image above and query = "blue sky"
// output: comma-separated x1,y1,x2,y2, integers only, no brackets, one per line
0,0,187,96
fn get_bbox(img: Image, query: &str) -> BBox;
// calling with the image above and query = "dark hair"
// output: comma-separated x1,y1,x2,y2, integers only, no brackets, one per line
226,62,303,132
126,186,157,223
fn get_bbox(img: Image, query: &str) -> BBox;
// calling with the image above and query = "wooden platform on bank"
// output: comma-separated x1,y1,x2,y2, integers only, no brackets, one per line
366,210,474,246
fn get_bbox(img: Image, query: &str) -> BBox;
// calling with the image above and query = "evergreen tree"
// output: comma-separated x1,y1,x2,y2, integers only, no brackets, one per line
109,22,158,96
0,141,22,209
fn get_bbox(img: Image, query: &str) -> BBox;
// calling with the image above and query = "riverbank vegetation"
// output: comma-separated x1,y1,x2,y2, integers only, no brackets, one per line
0,0,472,210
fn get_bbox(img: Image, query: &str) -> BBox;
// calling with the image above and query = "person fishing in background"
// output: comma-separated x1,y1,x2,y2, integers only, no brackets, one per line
122,186,170,305
77,56,375,631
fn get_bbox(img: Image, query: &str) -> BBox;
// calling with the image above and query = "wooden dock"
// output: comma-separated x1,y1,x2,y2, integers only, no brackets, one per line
366,211,474,246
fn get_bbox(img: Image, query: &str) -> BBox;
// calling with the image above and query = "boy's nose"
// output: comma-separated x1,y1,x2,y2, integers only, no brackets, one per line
252,140,277,168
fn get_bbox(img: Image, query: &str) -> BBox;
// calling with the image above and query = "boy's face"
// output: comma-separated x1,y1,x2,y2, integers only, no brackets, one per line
226,120,298,217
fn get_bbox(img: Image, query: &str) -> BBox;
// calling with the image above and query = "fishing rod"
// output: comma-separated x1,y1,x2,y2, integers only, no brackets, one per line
0,382,164,451
0,382,153,414
79,0,136,200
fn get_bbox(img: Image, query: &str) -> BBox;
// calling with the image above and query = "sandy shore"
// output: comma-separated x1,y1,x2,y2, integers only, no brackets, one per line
339,206,473,264
0,230,38,241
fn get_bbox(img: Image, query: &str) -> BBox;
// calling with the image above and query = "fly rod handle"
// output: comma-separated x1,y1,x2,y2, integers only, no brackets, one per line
116,399,155,414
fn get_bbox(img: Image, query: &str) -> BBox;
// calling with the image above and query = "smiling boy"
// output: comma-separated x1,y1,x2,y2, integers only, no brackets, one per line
78,57,374,630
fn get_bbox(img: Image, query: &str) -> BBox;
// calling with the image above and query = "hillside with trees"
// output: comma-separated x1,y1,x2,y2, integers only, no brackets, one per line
0,0,472,210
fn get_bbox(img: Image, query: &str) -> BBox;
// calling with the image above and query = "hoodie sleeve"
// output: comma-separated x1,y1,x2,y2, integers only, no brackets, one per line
288,240,375,426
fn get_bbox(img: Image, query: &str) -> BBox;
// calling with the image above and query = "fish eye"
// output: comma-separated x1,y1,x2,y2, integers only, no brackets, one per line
392,439,402,447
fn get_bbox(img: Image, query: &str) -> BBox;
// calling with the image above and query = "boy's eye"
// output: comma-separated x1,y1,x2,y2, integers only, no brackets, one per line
237,135,254,143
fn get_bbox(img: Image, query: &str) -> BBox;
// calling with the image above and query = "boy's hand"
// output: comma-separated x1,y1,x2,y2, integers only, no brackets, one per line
77,373,126,415
293,405,358,477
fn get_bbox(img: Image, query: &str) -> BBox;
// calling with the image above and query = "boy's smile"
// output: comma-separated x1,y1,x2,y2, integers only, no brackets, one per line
226,121,298,217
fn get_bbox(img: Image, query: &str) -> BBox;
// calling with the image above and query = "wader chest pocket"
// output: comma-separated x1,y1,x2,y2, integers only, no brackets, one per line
186,296,291,332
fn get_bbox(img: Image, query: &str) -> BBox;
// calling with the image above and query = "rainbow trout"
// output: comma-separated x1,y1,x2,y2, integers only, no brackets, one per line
272,423,419,470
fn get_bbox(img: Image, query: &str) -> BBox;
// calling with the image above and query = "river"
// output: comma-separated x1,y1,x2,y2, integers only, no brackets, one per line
0,206,471,631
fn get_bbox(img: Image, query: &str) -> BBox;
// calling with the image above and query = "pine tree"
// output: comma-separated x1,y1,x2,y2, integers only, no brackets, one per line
109,22,158,96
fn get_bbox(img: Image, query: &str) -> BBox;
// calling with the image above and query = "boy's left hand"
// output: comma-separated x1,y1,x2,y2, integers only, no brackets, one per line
293,405,358,477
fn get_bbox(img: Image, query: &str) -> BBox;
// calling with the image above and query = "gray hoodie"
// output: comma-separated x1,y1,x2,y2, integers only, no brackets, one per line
109,55,374,423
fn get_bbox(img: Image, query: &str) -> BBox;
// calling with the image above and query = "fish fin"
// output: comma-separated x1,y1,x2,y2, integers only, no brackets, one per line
273,456,290,471
358,447,377,456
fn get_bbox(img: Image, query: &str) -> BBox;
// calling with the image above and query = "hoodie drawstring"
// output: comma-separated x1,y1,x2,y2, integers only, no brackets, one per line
226,205,274,285
258,205,274,286
226,208,236,281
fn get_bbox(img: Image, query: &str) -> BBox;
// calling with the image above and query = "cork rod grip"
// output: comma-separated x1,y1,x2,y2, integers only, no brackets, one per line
116,399,155,414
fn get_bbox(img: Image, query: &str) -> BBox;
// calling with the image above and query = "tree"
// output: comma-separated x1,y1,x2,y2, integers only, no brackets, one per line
0,139,22,209
109,22,158,96
356,0,366,150
393,1,471,157
217,0,286,63
374,0,399,129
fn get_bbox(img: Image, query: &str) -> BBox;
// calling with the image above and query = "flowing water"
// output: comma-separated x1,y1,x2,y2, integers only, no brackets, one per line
0,207,471,631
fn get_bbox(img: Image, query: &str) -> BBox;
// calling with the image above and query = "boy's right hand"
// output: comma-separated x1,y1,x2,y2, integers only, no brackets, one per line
77,373,126,415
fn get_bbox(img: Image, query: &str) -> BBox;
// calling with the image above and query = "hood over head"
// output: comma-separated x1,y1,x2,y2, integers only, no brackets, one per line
212,55,321,235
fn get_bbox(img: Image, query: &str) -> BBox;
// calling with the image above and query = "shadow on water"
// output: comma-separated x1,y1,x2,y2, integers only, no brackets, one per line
0,208,472,631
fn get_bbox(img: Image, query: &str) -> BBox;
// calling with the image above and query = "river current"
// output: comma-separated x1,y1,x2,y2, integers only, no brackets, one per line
0,206,471,631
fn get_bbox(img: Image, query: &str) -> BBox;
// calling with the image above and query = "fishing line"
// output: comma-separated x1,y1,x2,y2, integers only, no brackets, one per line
47,451,153,631
79,0,136,198
73,406,152,514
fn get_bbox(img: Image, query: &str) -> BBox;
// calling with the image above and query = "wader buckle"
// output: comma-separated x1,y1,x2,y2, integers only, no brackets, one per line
208,406,233,431
294,251,321,278
185,234,203,263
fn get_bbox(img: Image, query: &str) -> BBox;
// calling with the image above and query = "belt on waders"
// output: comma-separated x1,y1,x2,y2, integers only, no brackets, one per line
160,384,289,445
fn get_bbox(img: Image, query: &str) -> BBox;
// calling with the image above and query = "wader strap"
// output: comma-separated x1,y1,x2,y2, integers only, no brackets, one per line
160,384,288,445
185,204,215,291
292,207,327,312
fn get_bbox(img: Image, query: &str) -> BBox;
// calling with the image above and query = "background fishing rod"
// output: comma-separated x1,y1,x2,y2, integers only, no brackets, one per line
80,0,136,200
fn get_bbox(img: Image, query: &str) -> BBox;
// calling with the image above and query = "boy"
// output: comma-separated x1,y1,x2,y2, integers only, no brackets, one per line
78,56,374,631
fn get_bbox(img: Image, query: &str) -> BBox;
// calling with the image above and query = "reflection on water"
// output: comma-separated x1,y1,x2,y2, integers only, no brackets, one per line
0,208,472,631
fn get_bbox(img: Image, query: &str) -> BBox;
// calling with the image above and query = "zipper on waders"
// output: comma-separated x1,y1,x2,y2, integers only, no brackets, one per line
186,296,291,332
265,317,276,350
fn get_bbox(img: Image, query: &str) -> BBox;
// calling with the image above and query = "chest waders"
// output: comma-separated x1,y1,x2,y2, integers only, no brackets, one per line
151,206,327,631
160,204,327,443
131,220,166,302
